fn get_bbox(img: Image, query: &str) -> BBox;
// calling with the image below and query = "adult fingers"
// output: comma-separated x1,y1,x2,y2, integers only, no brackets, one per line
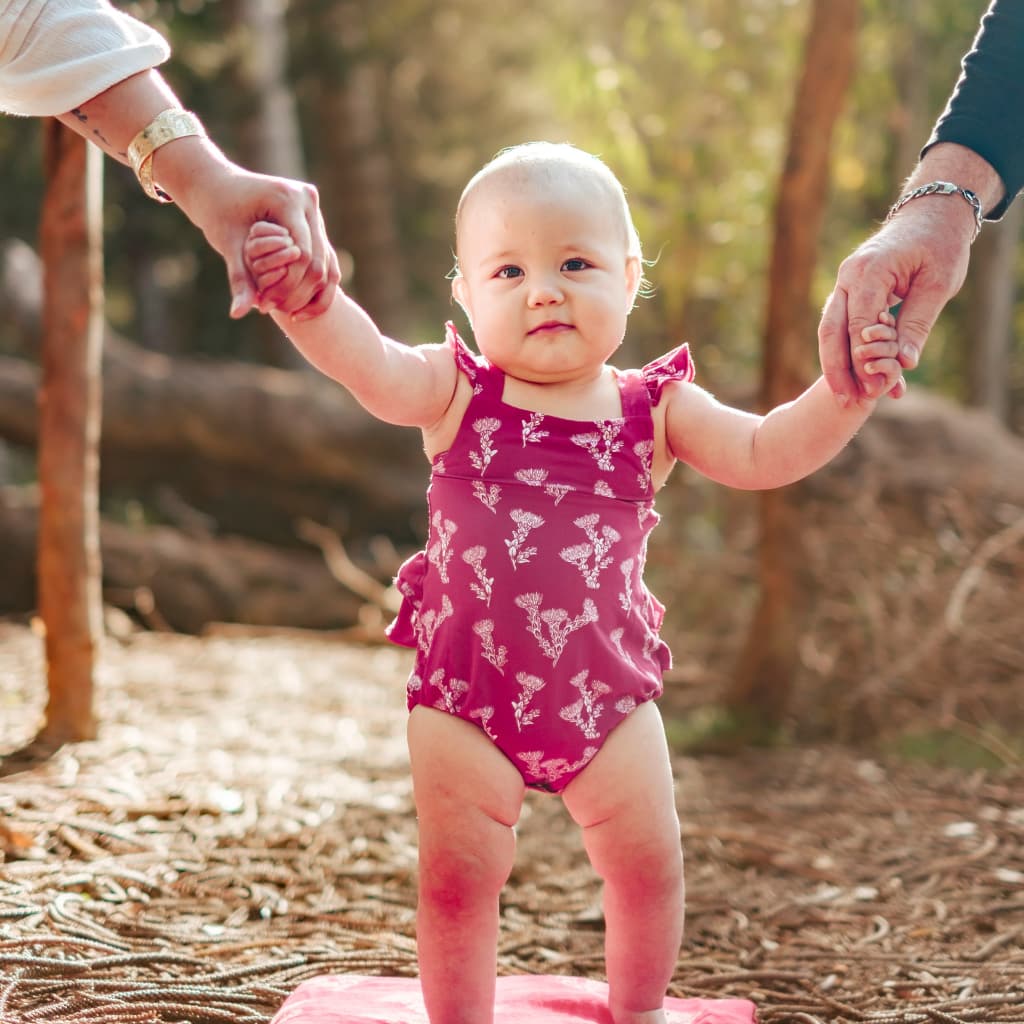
818,286,857,404
226,242,258,319
893,285,945,371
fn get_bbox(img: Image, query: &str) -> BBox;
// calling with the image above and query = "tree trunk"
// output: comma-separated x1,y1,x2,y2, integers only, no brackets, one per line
300,0,413,337
37,123,104,744
967,201,1023,424
725,0,860,729
230,0,310,369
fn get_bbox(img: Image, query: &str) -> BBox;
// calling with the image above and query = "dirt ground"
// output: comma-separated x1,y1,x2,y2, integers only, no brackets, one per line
1,623,1022,1024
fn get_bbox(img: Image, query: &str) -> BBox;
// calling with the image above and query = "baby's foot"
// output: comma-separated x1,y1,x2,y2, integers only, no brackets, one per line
611,1007,667,1024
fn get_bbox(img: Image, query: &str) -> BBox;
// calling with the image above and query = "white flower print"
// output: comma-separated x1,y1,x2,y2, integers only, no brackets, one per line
559,513,621,589
515,592,598,664
637,504,659,529
473,480,501,514
615,695,637,715
505,508,544,569
427,510,457,584
434,455,446,475
462,545,493,605
521,412,549,447
469,417,501,474
618,557,635,612
518,746,598,787
470,705,498,741
642,629,661,663
429,668,469,713
609,627,637,670
544,483,573,506
473,618,508,674
634,440,654,490
414,594,453,655
395,575,422,613
559,669,612,740
515,468,549,487
511,672,546,732
407,673,423,699
571,419,624,472
594,480,615,498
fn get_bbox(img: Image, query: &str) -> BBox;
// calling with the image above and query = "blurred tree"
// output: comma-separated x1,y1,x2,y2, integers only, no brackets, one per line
291,0,412,338
724,0,859,731
227,0,310,367
968,204,1023,424
38,124,104,744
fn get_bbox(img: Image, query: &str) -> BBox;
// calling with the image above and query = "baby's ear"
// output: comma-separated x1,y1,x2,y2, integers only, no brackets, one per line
625,255,642,306
451,275,472,322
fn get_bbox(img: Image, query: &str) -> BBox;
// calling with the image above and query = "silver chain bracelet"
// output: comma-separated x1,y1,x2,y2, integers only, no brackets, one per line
885,180,983,242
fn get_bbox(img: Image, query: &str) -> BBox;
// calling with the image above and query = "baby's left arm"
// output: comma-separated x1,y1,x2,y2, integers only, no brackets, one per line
662,312,901,490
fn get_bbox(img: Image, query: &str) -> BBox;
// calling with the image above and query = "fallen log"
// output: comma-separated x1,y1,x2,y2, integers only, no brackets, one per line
0,239,429,543
0,341,428,542
0,489,368,633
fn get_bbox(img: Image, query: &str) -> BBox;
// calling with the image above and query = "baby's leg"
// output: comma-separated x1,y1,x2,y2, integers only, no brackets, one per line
562,702,684,1024
407,706,525,1024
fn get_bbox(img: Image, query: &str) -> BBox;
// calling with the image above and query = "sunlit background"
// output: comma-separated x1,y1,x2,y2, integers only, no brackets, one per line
1,0,1017,411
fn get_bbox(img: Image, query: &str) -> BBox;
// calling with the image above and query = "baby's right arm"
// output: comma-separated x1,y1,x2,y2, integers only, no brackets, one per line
244,222,458,429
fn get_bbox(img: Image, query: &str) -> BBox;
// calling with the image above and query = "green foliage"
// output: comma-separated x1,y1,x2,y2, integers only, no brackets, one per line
0,0,1015,413
885,726,1023,771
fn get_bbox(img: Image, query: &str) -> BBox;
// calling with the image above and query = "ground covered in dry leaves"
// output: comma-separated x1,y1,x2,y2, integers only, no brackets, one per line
1,624,1022,1024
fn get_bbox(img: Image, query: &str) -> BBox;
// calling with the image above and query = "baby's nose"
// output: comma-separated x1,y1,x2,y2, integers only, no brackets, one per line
527,276,565,306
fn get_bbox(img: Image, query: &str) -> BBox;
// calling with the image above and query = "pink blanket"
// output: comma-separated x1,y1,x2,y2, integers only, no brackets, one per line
269,974,757,1024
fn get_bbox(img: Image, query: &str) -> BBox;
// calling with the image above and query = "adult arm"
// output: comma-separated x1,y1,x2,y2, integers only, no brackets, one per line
819,0,1023,405
59,69,338,318
0,0,338,317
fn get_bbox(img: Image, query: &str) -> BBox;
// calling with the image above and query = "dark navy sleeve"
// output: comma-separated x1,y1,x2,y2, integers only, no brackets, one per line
924,0,1024,220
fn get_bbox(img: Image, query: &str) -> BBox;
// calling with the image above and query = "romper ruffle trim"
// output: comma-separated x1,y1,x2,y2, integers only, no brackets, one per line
443,321,480,384
386,323,480,649
641,343,695,406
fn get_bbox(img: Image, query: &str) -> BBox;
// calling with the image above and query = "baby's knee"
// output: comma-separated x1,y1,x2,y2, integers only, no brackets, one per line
418,831,515,912
599,827,684,898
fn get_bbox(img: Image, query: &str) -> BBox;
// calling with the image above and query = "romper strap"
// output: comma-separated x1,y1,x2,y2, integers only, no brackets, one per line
616,368,653,418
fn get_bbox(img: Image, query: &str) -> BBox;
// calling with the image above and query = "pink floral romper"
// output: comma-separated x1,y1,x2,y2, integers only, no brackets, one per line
387,324,695,793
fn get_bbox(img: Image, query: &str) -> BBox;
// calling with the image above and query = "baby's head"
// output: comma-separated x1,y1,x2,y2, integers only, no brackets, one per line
452,143,644,382
454,142,643,266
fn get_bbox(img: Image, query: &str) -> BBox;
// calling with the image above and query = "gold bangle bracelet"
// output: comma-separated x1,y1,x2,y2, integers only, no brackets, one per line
127,109,206,203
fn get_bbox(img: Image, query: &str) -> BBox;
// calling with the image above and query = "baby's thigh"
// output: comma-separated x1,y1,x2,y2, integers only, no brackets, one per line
561,702,680,872
407,706,525,833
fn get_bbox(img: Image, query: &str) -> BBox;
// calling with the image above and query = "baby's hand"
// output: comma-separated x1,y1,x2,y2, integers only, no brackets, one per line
244,221,304,310
852,310,904,401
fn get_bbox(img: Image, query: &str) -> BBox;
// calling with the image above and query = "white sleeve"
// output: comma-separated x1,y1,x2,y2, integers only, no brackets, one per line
0,0,170,117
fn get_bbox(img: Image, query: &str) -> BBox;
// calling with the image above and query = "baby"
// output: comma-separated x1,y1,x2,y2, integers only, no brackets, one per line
244,142,901,1024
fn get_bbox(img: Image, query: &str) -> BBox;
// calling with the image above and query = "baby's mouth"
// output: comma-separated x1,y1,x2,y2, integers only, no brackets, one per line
528,321,573,335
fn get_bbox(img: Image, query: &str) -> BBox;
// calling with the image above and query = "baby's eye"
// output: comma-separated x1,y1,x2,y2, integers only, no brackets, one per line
562,257,591,272
496,265,523,280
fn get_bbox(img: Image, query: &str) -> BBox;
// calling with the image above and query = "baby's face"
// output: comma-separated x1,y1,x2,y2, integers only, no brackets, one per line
452,171,640,386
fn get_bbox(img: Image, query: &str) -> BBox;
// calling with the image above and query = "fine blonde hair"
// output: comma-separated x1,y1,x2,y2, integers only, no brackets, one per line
454,142,644,265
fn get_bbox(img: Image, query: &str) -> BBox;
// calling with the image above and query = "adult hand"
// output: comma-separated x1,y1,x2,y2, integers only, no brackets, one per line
158,141,340,319
818,200,974,405
179,158,341,319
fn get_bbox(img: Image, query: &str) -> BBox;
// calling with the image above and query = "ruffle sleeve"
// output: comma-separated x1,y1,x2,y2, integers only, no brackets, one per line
444,321,481,385
641,343,695,407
